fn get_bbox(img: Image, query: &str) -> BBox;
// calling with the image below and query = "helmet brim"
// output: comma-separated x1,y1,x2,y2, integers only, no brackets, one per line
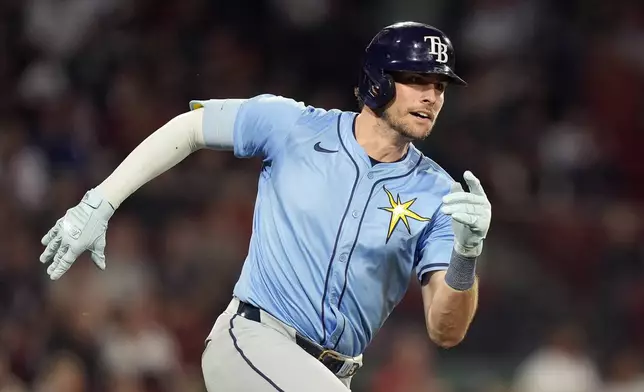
384,62,467,86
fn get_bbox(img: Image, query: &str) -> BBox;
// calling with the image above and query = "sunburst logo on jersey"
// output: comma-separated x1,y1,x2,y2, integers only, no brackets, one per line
379,186,430,243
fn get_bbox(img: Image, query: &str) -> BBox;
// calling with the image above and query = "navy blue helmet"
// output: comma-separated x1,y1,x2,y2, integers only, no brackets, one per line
357,22,467,110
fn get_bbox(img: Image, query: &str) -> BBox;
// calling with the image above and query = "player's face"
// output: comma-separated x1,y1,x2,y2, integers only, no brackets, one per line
381,72,447,141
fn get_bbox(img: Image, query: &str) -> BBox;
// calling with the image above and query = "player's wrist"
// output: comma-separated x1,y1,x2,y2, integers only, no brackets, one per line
93,183,120,210
83,188,116,218
444,249,477,291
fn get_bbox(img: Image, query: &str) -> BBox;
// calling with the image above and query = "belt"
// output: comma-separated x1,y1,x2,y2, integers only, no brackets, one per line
236,300,361,378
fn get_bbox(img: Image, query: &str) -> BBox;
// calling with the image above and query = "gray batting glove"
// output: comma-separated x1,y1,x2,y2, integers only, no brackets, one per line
440,171,492,258
39,188,115,280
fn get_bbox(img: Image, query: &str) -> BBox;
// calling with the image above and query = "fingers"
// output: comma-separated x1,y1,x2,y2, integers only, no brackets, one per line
90,235,106,270
46,245,66,276
442,192,488,231
463,170,487,197
452,212,478,227
90,251,106,271
442,192,487,205
48,245,79,280
441,203,488,217
39,235,62,264
40,218,64,263
443,171,488,205
41,218,63,246
90,252,105,271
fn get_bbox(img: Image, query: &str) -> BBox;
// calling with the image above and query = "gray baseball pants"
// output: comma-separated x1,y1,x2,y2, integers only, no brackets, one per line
201,298,361,391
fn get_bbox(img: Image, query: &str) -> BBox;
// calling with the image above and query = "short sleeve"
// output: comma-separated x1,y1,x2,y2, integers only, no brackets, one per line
414,208,455,281
188,94,306,158
232,94,307,159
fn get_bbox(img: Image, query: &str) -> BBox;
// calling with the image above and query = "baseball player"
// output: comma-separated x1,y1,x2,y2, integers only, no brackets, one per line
39,22,491,391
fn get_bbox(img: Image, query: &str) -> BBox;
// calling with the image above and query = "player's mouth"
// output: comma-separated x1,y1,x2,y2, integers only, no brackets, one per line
410,111,434,122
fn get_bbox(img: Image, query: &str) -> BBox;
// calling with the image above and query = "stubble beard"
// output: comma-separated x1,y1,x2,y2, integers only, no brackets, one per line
380,108,432,142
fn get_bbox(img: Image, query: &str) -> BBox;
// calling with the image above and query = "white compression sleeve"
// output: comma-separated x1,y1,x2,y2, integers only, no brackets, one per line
96,109,206,208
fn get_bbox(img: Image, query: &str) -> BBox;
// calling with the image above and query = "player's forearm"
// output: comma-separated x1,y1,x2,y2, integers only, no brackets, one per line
426,274,478,348
96,109,206,208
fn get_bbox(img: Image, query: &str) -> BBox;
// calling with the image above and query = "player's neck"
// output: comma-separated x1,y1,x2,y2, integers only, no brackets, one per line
354,112,409,163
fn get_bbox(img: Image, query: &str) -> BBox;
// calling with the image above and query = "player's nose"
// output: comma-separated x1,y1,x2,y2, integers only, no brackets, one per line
420,86,439,105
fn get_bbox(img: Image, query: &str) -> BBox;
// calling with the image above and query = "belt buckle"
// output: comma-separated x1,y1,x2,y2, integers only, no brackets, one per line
318,350,360,378
317,349,342,362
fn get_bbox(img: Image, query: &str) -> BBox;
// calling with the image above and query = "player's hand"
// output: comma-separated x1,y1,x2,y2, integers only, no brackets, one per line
440,171,491,258
39,188,115,280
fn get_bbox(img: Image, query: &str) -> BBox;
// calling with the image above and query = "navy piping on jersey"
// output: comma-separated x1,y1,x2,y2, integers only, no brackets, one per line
332,153,424,350
228,314,284,391
319,113,361,343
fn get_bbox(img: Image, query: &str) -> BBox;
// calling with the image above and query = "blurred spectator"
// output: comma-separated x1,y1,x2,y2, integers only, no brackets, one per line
0,351,27,392
512,322,601,392
105,375,146,392
99,294,180,388
32,351,88,392
370,325,452,392
603,348,644,392
0,120,50,211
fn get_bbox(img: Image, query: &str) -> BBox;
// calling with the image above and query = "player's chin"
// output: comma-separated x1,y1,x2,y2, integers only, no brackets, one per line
404,121,433,141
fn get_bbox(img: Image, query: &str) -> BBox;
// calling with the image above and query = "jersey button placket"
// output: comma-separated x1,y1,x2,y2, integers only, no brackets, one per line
329,291,338,305
330,265,343,306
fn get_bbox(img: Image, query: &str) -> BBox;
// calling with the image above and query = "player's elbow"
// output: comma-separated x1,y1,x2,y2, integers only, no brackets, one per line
427,326,465,349
428,330,464,348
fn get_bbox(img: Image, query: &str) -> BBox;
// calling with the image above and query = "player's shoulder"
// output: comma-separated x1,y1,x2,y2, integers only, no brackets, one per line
243,93,342,127
243,93,337,118
411,147,455,194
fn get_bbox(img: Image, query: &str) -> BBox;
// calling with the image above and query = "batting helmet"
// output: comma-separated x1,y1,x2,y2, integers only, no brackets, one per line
357,21,467,110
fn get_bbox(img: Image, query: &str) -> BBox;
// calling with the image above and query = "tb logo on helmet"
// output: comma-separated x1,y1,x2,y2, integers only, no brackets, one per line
423,36,449,64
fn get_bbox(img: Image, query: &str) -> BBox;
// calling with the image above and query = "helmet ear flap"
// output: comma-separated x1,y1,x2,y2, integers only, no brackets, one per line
380,72,395,106
360,65,396,110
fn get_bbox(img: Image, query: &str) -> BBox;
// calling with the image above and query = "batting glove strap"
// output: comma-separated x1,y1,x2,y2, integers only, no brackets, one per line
82,188,116,219
444,250,477,291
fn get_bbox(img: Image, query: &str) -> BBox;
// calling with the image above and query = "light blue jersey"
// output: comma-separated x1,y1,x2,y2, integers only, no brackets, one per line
190,94,455,357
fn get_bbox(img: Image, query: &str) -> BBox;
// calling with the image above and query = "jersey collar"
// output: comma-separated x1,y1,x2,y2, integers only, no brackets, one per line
339,113,421,175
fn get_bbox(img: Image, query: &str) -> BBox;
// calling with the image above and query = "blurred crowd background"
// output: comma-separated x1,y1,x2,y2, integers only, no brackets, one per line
1,0,644,391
